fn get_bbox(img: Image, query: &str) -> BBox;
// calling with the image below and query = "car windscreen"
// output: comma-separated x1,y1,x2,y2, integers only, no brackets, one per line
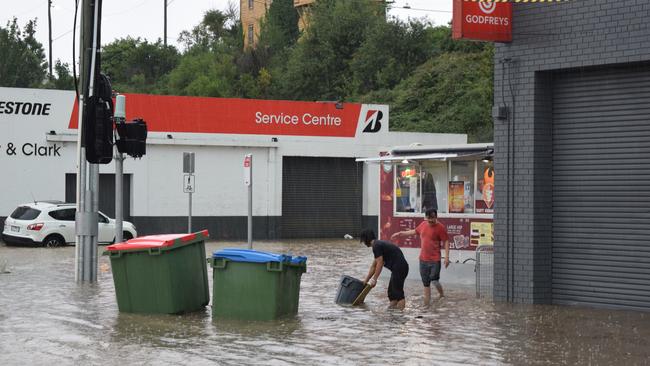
10,206,41,220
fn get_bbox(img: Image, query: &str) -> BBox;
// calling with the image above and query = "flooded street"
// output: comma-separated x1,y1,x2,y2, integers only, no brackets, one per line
1,239,649,366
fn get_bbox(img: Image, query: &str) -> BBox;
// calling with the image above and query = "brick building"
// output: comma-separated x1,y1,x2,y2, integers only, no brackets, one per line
240,0,272,48
241,0,384,48
493,0,650,311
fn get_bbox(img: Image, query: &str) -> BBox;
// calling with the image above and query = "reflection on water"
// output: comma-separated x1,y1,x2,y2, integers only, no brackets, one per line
1,239,649,365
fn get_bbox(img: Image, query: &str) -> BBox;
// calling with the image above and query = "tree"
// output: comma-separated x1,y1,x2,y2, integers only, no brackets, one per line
386,46,494,142
165,51,239,97
257,0,299,55
274,0,387,100
178,8,241,52
350,20,439,96
242,0,299,83
44,60,75,90
102,37,180,93
0,18,47,87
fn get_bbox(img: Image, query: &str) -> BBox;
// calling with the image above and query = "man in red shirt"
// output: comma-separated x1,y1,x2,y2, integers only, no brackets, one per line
391,208,449,306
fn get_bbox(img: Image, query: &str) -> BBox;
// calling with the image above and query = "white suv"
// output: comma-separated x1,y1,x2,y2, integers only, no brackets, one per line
2,201,137,247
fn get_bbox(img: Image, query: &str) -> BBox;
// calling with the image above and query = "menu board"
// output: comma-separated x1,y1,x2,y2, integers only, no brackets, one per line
470,221,494,246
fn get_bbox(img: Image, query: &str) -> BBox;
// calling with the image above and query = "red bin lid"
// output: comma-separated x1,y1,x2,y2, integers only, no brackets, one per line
106,230,208,252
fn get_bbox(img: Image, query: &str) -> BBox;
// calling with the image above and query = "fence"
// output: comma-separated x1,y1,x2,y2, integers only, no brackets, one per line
475,245,494,299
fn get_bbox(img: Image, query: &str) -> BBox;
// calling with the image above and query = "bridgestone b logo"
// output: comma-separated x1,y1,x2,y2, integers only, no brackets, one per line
363,110,383,133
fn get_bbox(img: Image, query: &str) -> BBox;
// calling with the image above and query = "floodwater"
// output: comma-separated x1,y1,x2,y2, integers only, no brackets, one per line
0,239,649,366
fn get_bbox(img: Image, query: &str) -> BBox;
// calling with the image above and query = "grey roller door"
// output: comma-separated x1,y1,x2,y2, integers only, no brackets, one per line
552,65,650,311
282,157,363,238
65,173,132,220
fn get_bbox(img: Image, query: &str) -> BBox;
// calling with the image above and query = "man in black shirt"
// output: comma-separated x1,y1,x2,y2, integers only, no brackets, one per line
360,229,410,310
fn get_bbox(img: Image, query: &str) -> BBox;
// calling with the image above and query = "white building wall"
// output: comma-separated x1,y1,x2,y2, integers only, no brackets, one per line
0,87,466,220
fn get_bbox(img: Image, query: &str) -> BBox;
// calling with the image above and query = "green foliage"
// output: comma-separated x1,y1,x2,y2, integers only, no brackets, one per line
274,0,386,100
102,37,180,93
2,4,495,141
258,0,299,54
178,9,241,52
387,46,494,142
350,21,440,95
0,18,47,87
44,60,75,90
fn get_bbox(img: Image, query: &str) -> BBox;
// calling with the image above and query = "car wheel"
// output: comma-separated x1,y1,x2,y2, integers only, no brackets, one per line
43,235,65,248
123,232,133,240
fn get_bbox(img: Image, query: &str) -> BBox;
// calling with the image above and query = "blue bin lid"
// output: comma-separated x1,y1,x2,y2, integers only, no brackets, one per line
213,248,306,264
290,256,307,265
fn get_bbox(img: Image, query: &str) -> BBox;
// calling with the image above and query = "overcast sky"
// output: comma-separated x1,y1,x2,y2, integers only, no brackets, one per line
2,0,453,70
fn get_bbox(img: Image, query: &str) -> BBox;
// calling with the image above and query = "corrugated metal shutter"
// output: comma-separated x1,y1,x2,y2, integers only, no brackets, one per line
65,173,132,220
282,157,362,238
552,66,650,311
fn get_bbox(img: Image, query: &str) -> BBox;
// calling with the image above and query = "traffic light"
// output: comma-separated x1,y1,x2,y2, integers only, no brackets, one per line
84,74,114,164
116,118,147,158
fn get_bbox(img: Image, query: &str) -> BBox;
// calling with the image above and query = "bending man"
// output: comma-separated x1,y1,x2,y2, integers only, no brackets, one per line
360,229,409,310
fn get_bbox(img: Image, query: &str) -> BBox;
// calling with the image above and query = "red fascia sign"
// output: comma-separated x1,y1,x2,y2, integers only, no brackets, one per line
68,94,364,137
452,0,512,43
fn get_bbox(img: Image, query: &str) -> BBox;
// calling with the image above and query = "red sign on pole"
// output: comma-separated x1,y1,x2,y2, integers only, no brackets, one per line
452,0,512,42
244,154,252,186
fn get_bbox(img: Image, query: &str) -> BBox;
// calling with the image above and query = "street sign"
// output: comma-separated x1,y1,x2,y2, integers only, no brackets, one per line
183,152,195,173
183,174,195,193
244,154,252,186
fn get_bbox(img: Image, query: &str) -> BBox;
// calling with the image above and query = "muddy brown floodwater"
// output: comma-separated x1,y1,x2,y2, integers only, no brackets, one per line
0,239,648,365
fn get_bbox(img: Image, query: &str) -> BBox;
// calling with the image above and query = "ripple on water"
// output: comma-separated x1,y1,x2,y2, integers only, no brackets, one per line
1,240,649,365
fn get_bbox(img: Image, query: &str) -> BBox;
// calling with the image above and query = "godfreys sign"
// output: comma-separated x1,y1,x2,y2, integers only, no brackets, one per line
452,0,512,42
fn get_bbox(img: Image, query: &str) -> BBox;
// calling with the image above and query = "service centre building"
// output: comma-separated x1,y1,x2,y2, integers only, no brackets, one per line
0,87,466,240
480,0,650,311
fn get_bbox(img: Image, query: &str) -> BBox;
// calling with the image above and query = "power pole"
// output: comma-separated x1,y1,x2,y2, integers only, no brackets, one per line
75,0,102,282
48,0,53,77
164,0,167,46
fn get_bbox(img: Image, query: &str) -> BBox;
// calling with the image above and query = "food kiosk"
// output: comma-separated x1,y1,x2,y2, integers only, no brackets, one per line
358,143,494,276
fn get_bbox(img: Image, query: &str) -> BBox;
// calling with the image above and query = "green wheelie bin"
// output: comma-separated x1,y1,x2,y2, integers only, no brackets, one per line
104,230,210,314
209,249,307,321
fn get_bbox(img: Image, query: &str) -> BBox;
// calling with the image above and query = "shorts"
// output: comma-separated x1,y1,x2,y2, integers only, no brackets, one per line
387,262,409,301
419,260,441,287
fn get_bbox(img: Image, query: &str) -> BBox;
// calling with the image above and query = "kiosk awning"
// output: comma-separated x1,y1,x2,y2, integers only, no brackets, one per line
356,153,458,163
356,143,494,164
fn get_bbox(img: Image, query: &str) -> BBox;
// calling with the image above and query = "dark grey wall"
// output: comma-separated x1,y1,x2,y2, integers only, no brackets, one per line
1,215,378,244
132,216,282,240
132,215,378,241
362,215,378,235
493,1,650,303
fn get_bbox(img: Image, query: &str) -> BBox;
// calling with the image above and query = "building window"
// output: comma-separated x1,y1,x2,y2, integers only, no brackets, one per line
421,160,447,213
449,161,475,214
248,0,254,10
247,24,254,46
395,164,419,213
393,159,494,216
475,160,494,214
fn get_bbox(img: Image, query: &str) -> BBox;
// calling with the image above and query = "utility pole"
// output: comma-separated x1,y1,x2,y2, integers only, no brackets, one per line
75,0,102,282
48,0,53,77
114,95,126,244
164,0,167,46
